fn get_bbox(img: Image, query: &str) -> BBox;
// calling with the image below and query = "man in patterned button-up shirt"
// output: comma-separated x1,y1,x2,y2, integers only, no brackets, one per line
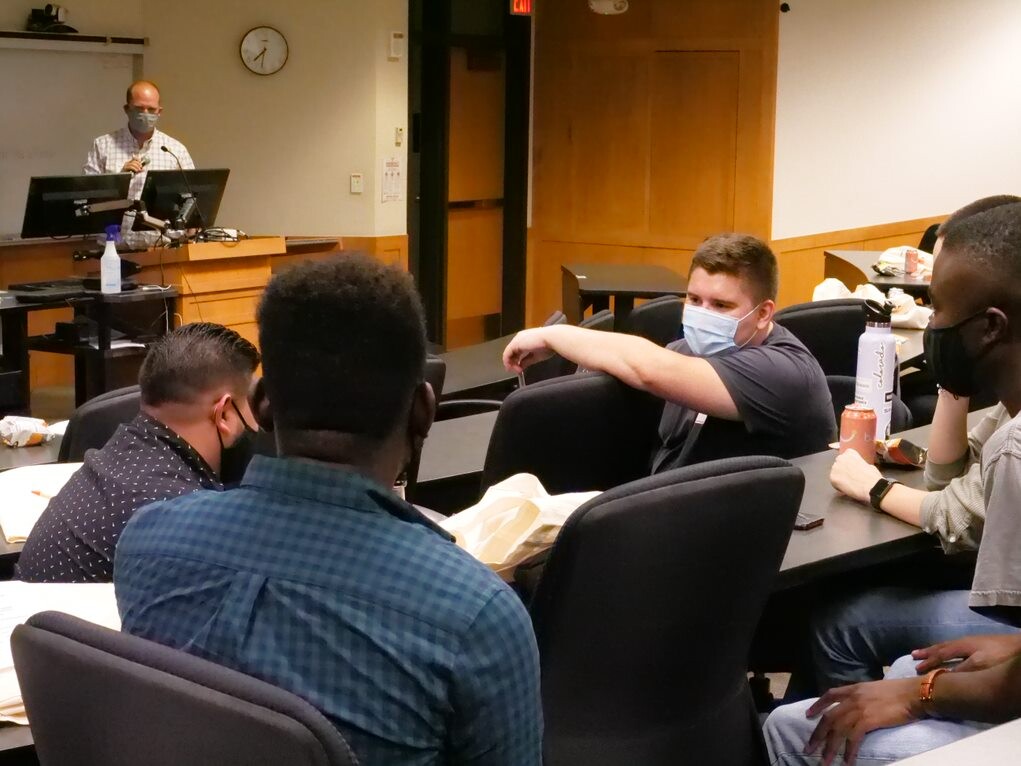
115,255,543,765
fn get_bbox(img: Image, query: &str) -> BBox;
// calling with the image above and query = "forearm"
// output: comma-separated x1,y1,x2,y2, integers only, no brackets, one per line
542,325,658,390
541,325,739,417
927,390,972,465
931,655,1021,723
876,483,926,527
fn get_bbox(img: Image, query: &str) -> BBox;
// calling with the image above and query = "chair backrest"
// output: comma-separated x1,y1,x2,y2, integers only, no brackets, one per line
523,311,572,384
918,222,939,254
826,374,913,433
481,371,664,494
580,308,615,333
530,456,804,766
774,299,866,377
58,385,142,462
423,354,447,400
618,295,683,346
12,611,358,766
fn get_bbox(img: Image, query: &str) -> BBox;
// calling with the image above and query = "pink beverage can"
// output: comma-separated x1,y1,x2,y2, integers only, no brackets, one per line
904,247,919,275
839,404,877,464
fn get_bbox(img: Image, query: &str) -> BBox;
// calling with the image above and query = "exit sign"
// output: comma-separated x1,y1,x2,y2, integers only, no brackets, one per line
510,0,532,15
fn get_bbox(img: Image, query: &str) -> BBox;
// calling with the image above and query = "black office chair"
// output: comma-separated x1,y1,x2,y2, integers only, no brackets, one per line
12,611,358,766
617,295,683,346
581,308,615,333
522,310,571,385
774,299,866,377
481,371,664,495
531,456,805,766
826,375,913,433
58,385,141,462
918,223,940,254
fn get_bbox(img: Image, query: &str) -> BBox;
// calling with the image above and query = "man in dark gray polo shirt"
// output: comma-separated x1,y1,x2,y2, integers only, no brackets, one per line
504,233,835,470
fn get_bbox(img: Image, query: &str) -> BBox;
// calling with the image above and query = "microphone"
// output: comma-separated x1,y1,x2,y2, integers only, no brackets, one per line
161,145,206,231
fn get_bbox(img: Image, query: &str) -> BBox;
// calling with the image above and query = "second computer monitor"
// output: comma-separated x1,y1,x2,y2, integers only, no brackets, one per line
136,168,230,230
20,173,131,239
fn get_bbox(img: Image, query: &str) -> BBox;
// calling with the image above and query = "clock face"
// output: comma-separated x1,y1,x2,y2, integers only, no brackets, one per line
240,26,288,75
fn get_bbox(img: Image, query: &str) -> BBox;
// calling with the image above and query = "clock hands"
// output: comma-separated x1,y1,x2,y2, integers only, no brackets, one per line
253,48,267,69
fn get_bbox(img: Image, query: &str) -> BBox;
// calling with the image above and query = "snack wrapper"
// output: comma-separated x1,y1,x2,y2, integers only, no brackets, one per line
0,417,56,448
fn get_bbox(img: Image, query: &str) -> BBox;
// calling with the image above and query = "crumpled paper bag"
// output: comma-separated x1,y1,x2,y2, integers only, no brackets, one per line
441,473,600,580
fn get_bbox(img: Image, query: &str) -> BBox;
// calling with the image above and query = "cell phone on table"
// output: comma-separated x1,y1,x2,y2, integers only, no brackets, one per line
794,512,824,530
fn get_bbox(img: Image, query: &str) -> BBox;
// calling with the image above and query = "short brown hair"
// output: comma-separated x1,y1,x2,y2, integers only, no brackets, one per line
690,233,778,302
139,322,259,407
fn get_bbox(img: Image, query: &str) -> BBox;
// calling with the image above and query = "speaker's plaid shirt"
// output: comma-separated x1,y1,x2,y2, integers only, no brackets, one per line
115,456,542,765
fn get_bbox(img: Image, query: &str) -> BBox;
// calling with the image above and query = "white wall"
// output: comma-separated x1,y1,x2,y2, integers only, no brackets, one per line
142,0,408,236
0,0,407,238
0,1,142,37
772,0,1021,240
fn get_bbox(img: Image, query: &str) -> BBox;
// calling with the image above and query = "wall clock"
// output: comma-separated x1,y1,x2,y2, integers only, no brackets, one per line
240,26,288,75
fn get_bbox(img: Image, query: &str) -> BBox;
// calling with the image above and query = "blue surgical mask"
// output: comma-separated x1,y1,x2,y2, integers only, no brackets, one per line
682,303,760,357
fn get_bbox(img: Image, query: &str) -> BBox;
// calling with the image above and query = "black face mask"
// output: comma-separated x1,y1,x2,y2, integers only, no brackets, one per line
923,311,987,397
218,401,257,487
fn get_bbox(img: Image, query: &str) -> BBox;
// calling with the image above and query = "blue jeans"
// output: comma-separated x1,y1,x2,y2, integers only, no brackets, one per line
764,656,993,765
811,587,1013,691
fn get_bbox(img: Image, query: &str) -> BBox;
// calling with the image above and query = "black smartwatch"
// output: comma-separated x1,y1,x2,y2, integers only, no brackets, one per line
869,478,900,512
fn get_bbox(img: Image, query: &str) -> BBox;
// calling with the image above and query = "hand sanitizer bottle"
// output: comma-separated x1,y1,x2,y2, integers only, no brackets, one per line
100,224,122,294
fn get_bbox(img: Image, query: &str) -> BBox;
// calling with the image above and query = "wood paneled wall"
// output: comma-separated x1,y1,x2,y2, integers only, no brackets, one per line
770,215,944,308
527,0,778,324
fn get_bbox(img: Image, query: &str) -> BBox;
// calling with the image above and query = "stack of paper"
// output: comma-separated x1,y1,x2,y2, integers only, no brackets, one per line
0,581,120,724
0,463,82,543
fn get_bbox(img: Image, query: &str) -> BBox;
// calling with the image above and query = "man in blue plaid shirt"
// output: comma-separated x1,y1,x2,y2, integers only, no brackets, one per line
114,255,543,765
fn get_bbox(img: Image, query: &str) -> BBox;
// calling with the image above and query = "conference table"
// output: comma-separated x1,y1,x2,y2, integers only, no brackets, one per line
561,263,688,325
415,409,991,590
824,249,931,300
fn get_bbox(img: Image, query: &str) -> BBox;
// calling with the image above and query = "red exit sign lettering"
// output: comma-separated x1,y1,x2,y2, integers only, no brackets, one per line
510,0,532,15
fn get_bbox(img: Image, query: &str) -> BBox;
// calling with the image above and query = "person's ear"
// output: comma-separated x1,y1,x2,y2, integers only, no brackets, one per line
210,392,233,439
979,308,1010,347
248,376,274,432
757,299,776,328
409,381,437,446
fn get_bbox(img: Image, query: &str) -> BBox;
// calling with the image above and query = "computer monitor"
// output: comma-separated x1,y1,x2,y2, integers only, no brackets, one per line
20,174,132,238
135,169,230,231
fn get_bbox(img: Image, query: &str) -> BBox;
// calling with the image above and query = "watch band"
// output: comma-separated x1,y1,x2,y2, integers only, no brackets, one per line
869,478,900,512
919,667,949,708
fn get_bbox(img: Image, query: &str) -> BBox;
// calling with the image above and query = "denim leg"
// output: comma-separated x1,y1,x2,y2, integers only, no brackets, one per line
764,658,993,766
811,588,1013,691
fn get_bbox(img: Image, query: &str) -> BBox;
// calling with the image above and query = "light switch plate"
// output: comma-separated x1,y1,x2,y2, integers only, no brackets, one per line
350,173,364,194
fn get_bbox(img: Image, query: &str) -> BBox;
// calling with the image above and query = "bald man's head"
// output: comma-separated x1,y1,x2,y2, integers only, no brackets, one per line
125,80,161,107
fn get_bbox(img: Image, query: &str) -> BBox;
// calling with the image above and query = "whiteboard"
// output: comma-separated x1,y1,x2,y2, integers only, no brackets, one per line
0,47,136,239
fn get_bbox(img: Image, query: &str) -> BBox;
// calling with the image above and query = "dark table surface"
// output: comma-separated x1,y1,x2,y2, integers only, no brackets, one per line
562,263,688,298
775,410,989,589
0,439,61,473
415,405,991,590
438,335,518,400
824,250,931,295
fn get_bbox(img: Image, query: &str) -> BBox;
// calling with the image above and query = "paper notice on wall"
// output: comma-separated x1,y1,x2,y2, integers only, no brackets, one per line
382,156,404,203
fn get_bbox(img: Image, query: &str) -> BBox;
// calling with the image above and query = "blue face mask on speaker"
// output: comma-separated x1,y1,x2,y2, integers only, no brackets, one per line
682,303,760,357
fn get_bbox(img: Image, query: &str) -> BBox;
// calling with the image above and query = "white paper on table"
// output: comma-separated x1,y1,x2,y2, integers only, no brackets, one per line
0,463,82,543
0,582,120,724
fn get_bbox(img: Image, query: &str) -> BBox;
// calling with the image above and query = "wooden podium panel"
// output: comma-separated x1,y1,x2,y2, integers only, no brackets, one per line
132,237,284,348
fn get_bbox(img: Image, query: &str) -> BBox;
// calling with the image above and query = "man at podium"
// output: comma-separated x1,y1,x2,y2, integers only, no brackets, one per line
83,80,194,247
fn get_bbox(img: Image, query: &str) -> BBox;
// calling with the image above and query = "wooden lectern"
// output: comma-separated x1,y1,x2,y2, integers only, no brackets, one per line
131,236,288,347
